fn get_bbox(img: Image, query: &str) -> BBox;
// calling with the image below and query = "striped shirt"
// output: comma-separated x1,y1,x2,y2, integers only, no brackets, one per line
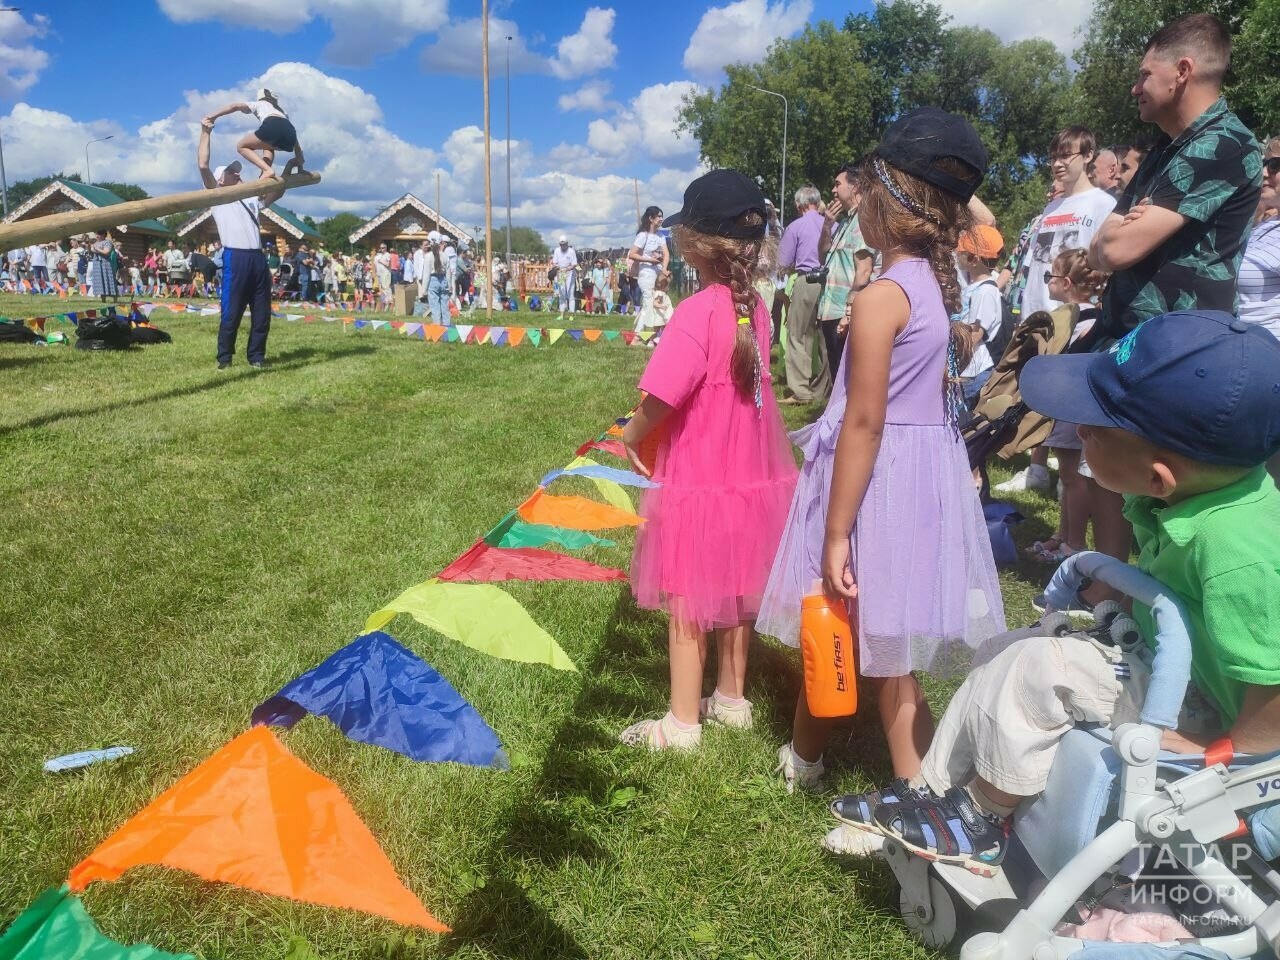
1238,217,1280,339
817,214,870,321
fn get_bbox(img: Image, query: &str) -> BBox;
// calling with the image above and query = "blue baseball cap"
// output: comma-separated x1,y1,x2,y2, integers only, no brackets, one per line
1021,310,1280,467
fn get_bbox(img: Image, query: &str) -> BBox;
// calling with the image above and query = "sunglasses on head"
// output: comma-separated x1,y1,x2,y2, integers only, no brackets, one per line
1044,271,1069,284
1266,157,1280,176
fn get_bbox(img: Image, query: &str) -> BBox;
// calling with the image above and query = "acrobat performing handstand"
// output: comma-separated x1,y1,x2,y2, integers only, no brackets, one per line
202,87,306,180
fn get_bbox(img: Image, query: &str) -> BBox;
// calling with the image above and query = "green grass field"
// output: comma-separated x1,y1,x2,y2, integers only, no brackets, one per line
1,292,1059,959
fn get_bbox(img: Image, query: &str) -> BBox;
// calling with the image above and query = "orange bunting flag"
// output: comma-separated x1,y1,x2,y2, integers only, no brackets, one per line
423,323,446,342
582,329,602,342
67,727,449,932
517,489,644,531
507,327,526,346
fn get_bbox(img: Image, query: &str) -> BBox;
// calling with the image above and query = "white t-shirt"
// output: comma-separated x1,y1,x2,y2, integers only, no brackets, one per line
210,196,262,250
1238,218,1280,340
960,273,1003,377
551,246,578,272
27,245,46,267
632,232,666,276
249,99,286,122
1019,187,1116,316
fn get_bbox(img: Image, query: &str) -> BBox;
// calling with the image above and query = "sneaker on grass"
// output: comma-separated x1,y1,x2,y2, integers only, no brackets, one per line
774,742,825,794
699,691,753,729
993,463,1052,494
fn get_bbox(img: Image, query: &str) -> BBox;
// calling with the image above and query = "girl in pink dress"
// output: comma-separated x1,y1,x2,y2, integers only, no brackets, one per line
621,170,799,751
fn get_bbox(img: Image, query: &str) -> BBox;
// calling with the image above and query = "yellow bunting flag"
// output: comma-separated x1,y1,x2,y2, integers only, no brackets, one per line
366,578,576,671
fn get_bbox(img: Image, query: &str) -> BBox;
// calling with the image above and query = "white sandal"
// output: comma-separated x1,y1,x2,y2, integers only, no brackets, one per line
619,712,702,751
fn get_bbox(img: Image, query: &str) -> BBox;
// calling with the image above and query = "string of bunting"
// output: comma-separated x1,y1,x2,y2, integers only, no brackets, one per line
2,404,653,956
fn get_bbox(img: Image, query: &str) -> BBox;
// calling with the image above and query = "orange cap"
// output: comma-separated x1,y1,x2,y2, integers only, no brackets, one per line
957,224,1004,258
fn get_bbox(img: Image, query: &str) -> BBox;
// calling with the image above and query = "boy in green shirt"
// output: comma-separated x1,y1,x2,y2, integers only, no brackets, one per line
827,310,1280,872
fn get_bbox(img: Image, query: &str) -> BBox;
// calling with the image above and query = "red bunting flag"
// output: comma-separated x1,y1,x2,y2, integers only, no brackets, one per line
438,539,628,583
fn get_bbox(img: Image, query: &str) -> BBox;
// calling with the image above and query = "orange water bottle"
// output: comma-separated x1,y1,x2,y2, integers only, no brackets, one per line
800,584,858,718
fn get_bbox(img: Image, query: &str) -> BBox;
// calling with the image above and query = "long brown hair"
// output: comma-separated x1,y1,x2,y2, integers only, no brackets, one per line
858,156,976,379
673,210,775,399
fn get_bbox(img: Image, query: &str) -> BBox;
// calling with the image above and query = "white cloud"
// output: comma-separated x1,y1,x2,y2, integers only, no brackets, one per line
0,12,51,99
549,8,618,80
934,0,1091,53
0,62,699,250
558,80,614,114
419,17,549,77
586,82,702,163
682,0,813,81
155,0,448,67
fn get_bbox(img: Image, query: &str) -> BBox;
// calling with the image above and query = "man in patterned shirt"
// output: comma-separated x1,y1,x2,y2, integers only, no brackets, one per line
1090,13,1262,339
816,161,874,376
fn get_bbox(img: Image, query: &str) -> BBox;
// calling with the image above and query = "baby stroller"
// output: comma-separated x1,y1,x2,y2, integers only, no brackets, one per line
272,261,298,301
870,552,1280,960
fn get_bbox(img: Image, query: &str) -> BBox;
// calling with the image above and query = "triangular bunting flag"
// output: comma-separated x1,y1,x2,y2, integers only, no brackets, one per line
603,330,620,341
423,323,446,342
444,326,461,343
353,320,368,329
473,326,490,344
577,438,628,460
553,458,657,489
67,727,449,932
638,331,655,342
547,328,564,344
483,511,616,551
455,324,474,343
621,331,637,344
0,886,194,960
438,540,626,584
517,489,642,531
567,329,583,341
582,329,602,342
526,328,542,347
251,632,505,768
490,328,508,346
507,327,526,346
365,579,576,672
372,320,390,330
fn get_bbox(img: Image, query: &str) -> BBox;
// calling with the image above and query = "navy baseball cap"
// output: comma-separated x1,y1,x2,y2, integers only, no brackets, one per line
663,170,768,240
874,107,988,203
1021,310,1280,467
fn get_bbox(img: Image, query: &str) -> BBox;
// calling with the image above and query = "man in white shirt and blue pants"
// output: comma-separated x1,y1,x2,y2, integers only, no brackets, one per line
198,119,284,370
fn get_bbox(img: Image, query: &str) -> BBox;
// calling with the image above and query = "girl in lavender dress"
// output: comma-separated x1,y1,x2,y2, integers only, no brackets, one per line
757,109,1005,791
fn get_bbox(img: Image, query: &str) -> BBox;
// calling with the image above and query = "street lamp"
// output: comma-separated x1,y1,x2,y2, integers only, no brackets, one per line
84,134,114,185
746,83,787,225
504,35,513,272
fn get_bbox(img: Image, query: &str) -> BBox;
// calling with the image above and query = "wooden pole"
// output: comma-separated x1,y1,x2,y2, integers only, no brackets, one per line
482,0,493,323
0,172,321,250
634,178,640,225
436,172,441,224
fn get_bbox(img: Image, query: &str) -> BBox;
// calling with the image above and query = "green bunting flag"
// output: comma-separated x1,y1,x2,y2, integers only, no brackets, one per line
483,511,616,550
0,886,195,960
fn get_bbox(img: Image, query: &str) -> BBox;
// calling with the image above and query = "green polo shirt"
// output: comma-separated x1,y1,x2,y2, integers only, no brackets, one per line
1125,467,1280,726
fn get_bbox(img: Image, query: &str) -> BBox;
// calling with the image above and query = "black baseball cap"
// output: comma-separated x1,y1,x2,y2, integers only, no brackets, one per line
1021,311,1280,468
874,107,989,202
662,170,768,239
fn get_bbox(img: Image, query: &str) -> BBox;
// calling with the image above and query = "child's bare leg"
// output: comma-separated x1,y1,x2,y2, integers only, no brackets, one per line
877,674,934,779
713,623,751,699
792,690,836,763
236,134,277,178
669,617,708,726
1056,448,1088,551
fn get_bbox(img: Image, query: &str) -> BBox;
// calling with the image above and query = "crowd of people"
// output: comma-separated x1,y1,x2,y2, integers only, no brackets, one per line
617,10,1280,912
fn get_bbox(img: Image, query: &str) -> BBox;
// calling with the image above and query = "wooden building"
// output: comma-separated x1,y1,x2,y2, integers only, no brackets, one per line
348,194,473,250
176,203,320,254
2,179,171,262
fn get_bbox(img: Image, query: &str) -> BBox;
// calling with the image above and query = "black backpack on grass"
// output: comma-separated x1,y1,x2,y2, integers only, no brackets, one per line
0,320,41,344
75,315,134,351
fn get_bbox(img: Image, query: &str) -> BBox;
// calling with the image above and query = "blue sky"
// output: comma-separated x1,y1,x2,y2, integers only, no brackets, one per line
0,0,1090,247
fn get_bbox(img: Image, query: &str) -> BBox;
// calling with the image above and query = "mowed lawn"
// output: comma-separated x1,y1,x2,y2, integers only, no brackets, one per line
1,293,1055,959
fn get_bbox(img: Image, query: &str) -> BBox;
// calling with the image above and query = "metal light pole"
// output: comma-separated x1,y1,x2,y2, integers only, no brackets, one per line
504,35,513,272
746,84,787,225
85,134,113,185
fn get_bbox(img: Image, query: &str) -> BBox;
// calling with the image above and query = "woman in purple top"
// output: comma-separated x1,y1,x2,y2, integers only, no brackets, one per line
759,109,1005,793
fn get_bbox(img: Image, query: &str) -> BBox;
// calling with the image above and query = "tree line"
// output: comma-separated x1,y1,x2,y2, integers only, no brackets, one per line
678,0,1280,237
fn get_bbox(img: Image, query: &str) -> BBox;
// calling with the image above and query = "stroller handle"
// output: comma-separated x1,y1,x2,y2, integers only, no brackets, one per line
1043,552,1193,729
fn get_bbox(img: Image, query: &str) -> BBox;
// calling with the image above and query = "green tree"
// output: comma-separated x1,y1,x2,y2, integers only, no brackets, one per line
486,225,549,257
316,213,365,254
679,1,1074,234
94,181,149,202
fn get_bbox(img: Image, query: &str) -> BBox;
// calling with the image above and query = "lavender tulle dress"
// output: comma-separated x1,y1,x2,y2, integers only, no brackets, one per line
757,258,1005,679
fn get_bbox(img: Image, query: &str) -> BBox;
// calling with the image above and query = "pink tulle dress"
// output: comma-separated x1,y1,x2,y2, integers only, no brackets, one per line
630,284,798,630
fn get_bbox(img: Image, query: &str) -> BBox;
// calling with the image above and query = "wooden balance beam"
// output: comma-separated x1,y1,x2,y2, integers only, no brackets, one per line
0,171,322,250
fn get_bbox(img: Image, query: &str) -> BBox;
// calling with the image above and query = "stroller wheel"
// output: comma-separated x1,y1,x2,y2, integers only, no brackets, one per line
900,872,966,950
1091,599,1125,627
